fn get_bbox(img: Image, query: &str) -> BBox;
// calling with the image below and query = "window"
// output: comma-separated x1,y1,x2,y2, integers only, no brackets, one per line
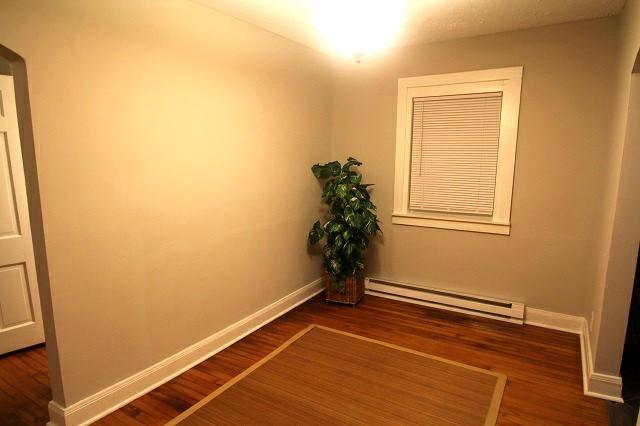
392,67,523,235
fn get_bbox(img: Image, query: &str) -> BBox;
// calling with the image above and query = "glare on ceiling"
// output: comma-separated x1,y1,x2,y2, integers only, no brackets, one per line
311,0,405,61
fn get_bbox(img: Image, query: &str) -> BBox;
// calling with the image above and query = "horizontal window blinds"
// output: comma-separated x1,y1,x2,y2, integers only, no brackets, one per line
409,92,503,216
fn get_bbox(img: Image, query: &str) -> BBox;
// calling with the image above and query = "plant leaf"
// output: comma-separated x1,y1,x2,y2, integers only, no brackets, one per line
327,161,342,176
328,258,342,274
349,197,361,211
349,174,362,184
311,161,341,179
308,221,324,245
311,164,330,179
335,183,349,199
333,234,344,249
353,186,370,200
344,241,356,258
363,217,377,235
344,206,363,229
322,180,336,198
363,200,377,210
323,244,334,258
327,221,345,234
342,157,362,172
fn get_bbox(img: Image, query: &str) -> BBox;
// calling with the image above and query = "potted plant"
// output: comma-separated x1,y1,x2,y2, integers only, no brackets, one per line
308,157,381,305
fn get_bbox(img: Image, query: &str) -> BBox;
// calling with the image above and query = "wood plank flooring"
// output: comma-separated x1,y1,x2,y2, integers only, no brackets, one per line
1,294,608,425
0,344,51,425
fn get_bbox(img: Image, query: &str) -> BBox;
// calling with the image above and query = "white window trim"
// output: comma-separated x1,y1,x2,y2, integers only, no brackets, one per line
392,66,523,235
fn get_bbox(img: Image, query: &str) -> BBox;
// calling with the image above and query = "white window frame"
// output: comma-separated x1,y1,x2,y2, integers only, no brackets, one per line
392,66,523,235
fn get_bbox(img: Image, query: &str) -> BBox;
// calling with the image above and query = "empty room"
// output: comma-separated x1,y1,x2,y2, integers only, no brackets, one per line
1,0,639,424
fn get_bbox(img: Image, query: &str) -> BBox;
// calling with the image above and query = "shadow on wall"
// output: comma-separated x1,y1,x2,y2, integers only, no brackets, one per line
0,57,10,75
366,227,384,278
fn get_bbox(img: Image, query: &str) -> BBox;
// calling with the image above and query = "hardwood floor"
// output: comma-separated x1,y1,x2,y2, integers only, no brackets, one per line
0,344,50,425
1,294,608,425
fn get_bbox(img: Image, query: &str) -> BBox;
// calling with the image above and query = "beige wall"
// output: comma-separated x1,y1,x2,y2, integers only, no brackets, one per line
589,0,640,375
330,18,618,316
0,0,332,405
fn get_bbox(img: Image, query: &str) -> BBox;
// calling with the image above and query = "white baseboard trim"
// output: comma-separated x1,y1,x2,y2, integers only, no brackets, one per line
523,307,584,334
524,307,623,402
47,278,324,426
579,318,624,402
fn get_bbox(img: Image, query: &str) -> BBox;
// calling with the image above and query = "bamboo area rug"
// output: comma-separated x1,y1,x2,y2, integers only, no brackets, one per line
167,324,506,425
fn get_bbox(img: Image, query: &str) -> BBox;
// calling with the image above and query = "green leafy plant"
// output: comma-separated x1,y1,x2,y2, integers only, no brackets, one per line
308,157,381,290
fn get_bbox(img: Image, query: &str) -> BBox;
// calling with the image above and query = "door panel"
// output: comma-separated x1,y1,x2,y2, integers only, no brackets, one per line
0,75,43,354
0,263,33,329
0,134,20,237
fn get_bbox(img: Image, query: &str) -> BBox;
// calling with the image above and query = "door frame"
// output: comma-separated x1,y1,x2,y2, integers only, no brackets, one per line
0,44,67,407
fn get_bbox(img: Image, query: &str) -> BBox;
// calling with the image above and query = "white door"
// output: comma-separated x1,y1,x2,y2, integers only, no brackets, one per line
0,75,44,354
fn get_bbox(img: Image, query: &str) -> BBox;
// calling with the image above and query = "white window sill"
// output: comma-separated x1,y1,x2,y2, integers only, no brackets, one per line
391,213,510,235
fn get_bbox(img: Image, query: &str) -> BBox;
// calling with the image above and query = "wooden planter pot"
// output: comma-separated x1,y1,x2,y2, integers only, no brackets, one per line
324,273,364,305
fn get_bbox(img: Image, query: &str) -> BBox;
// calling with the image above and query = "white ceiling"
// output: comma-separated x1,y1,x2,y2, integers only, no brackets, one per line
193,0,626,54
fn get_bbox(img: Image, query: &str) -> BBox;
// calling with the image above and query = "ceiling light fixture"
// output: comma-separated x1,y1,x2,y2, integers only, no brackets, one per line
311,0,405,62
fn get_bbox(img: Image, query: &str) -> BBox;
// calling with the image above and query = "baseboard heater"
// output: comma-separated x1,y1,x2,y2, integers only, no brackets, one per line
365,277,525,324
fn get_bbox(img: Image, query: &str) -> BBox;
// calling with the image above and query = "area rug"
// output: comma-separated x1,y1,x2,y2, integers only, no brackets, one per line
167,324,506,425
